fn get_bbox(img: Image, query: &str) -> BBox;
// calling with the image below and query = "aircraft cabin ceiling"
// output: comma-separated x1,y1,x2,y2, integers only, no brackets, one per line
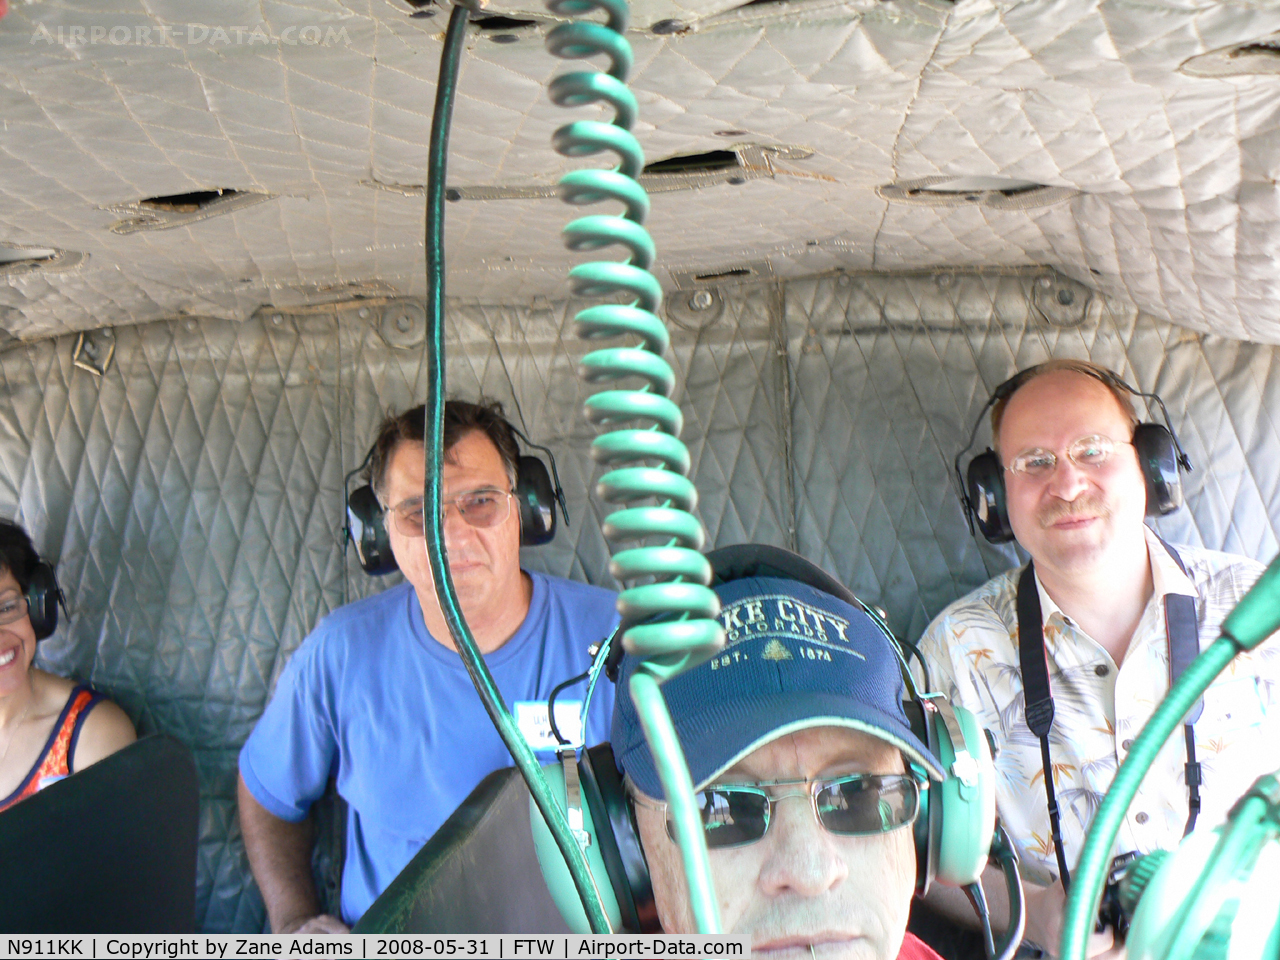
0,0,1279,344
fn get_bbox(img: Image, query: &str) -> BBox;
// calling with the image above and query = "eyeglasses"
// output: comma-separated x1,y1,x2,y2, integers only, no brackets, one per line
634,773,920,849
1006,434,1132,479
387,489,514,538
0,593,28,627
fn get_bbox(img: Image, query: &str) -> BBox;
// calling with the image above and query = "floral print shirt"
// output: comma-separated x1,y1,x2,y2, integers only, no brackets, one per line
918,530,1280,885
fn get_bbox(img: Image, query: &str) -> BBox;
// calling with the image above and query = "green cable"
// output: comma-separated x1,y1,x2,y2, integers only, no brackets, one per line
545,0,726,933
418,3,612,935
630,671,723,932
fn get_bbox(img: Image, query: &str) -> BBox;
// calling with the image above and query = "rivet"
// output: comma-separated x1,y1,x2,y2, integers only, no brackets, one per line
688,291,714,312
271,314,283,325
358,308,370,319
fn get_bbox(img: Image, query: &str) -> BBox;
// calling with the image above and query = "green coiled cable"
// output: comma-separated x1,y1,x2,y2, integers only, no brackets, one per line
395,1,613,936
545,0,727,933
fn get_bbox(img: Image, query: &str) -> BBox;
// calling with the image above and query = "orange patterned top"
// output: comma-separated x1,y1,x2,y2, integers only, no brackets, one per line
0,684,103,814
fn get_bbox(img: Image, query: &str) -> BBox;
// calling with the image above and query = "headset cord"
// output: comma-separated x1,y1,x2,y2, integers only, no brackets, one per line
547,669,591,746
546,0,725,933
410,2,612,935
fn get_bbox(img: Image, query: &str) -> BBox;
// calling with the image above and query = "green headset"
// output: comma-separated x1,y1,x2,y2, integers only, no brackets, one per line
529,544,999,934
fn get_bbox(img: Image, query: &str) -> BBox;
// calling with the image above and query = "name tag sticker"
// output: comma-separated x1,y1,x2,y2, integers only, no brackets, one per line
515,699,583,752
1199,677,1265,736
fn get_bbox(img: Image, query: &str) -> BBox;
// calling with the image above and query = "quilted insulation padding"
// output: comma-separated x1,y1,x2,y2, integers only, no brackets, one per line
1,271,1277,930
1,0,1280,341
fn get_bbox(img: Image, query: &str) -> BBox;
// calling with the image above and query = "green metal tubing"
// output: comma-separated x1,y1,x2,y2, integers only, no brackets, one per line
630,669,723,933
421,4,611,934
1060,638,1238,960
1163,790,1271,960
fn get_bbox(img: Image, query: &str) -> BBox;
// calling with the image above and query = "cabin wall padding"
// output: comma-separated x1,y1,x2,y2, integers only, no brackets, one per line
1,270,1277,931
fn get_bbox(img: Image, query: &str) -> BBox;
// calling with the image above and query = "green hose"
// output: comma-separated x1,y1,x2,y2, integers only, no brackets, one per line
417,3,612,935
545,0,726,933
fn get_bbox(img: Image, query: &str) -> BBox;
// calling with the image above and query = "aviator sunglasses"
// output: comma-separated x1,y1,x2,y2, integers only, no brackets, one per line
387,487,514,537
633,773,921,849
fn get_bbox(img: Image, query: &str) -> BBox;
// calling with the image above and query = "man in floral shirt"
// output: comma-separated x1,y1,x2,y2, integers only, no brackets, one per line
919,360,1280,958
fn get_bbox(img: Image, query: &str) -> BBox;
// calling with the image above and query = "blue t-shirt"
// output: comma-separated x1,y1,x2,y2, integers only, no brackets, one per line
239,571,618,926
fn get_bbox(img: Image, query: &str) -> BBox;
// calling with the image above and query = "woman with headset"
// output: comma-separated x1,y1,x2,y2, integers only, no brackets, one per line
0,518,135,814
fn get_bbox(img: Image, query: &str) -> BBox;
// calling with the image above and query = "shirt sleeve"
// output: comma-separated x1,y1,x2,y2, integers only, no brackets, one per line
238,631,339,822
917,611,963,703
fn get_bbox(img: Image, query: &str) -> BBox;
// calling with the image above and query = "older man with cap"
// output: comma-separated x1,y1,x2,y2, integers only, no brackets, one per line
608,550,952,960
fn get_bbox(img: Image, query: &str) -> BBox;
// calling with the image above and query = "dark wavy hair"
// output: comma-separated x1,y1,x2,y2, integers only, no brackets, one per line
366,398,520,501
0,519,42,591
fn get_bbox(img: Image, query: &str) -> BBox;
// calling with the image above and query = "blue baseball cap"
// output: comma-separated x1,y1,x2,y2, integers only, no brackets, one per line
611,574,945,799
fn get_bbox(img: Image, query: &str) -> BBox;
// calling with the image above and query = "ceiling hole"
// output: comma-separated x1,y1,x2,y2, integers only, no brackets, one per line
643,150,740,176
651,19,687,34
0,246,57,265
694,267,752,282
1232,42,1280,57
140,189,240,213
472,15,538,30
912,176,1045,195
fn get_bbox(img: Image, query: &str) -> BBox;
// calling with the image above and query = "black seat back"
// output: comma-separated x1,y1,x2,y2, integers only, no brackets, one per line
355,767,571,934
0,734,199,933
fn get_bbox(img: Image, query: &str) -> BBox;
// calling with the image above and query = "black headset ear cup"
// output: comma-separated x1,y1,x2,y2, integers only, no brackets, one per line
26,560,61,641
579,743,659,933
347,485,399,576
1132,423,1183,516
516,455,557,547
967,449,1016,544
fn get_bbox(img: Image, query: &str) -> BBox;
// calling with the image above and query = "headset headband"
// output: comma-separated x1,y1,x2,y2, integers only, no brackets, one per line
954,363,1192,535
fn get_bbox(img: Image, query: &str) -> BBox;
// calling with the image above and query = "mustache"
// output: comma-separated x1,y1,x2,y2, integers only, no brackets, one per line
1038,494,1110,528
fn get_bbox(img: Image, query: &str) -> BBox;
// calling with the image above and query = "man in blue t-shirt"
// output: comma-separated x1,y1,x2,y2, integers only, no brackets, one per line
238,400,618,932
